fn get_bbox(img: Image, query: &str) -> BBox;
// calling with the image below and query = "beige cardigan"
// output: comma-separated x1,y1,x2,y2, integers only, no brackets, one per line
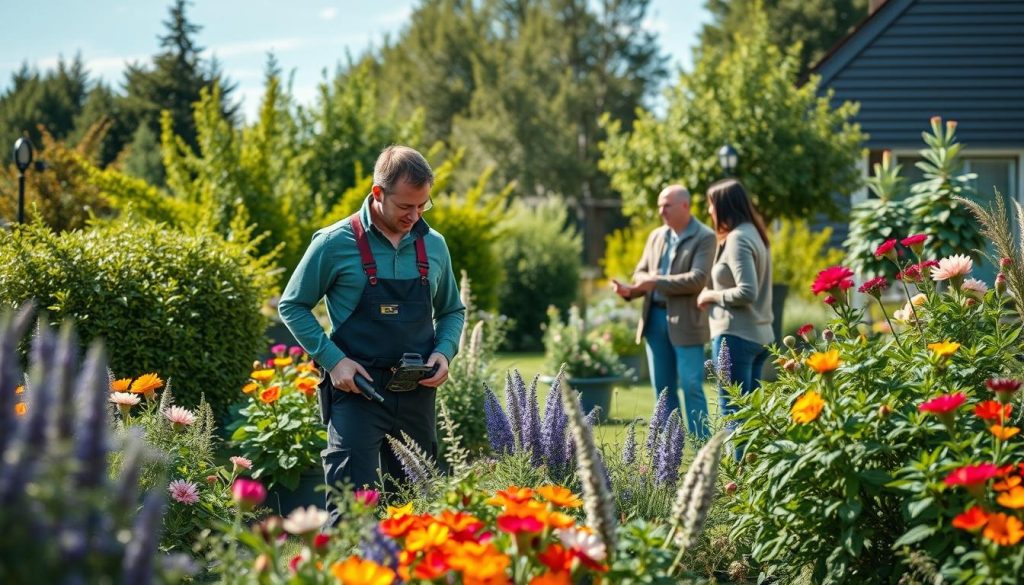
701,222,774,346
631,218,716,346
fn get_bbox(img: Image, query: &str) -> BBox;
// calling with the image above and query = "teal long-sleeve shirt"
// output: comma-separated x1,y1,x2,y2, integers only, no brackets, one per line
278,196,465,372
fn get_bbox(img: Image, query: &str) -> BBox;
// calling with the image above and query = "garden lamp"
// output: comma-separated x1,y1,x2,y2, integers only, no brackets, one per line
13,137,33,224
718,143,738,177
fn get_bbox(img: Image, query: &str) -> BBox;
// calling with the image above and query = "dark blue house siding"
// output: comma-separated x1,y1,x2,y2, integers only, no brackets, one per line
815,0,1024,149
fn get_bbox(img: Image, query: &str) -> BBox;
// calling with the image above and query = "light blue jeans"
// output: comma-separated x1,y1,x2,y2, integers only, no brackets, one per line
643,306,709,440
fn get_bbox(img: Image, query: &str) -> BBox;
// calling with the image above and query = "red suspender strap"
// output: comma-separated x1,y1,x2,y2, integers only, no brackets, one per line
349,214,378,285
415,237,429,285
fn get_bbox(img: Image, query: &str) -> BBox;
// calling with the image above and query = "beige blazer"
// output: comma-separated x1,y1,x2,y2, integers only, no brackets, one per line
630,218,716,346
701,222,774,346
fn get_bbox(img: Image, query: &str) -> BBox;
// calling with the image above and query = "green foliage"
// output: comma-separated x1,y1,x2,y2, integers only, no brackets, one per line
497,197,583,350
904,117,988,262
0,217,275,420
227,351,327,490
600,3,864,223
0,126,115,230
729,271,1024,582
602,216,661,282
0,56,90,148
586,294,644,358
544,305,627,379
772,219,846,301
844,151,913,279
700,0,869,77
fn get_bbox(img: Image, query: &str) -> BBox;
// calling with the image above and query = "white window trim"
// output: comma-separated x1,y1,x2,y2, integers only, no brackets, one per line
891,148,1023,203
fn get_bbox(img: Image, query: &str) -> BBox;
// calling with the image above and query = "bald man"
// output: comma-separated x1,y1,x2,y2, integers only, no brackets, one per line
612,185,716,440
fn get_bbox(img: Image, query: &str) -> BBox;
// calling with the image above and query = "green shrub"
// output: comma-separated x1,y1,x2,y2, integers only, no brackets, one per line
773,218,845,302
0,217,276,420
497,197,582,350
844,151,912,280
602,216,660,283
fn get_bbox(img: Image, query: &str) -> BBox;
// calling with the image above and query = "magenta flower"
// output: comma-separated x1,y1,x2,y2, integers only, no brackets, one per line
901,234,928,251
270,343,287,356
797,324,815,342
858,276,889,298
354,488,381,507
811,266,855,297
945,462,999,497
232,478,267,511
919,392,967,415
874,239,898,260
987,378,1022,405
168,479,200,505
288,345,304,357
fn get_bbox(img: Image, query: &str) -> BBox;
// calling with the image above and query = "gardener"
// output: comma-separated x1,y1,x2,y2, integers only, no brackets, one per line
279,145,465,525
612,185,716,440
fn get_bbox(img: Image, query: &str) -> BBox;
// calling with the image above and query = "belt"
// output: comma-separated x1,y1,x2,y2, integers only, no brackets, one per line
651,300,667,309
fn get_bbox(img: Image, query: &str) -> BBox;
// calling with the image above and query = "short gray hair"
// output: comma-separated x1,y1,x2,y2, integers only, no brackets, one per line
373,145,434,193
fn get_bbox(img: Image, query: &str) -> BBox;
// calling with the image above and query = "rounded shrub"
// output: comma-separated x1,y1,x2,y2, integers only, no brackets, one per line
0,218,275,420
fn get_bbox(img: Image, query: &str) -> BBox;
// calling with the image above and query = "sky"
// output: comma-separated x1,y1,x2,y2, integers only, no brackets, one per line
0,1,710,122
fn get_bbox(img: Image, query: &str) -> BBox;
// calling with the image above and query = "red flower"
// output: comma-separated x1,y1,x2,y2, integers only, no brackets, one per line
797,324,814,337
496,514,545,534
874,239,898,259
858,276,889,297
945,463,1000,488
975,401,1012,421
919,393,966,415
538,544,575,572
952,506,989,532
901,234,928,248
313,533,330,550
823,295,837,306
987,379,1022,394
811,266,855,296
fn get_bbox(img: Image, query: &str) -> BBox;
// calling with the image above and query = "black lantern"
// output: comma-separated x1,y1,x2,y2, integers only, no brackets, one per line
717,143,738,177
13,137,34,224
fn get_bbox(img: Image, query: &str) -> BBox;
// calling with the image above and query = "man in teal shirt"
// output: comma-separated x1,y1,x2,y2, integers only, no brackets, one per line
279,145,464,519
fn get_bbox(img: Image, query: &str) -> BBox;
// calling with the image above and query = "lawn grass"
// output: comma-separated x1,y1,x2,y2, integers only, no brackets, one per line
492,352,720,450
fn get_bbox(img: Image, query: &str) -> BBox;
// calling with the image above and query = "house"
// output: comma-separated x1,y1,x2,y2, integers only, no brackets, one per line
810,0,1024,268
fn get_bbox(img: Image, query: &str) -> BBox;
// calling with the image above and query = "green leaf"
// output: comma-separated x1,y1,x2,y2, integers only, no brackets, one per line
892,524,937,548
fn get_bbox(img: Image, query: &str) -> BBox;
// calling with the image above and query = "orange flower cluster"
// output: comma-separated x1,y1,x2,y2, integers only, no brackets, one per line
347,485,603,584
950,462,1024,546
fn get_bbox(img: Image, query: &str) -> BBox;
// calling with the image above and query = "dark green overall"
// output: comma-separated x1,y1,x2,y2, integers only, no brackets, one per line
320,214,436,525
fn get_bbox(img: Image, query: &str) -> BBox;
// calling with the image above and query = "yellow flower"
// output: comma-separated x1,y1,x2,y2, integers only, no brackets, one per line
405,522,450,553
242,382,260,395
331,556,396,585
997,486,1024,509
250,369,275,382
990,425,1020,441
928,340,960,359
806,350,840,374
15,385,25,395
273,357,293,368
791,391,825,424
386,502,413,518
910,293,927,307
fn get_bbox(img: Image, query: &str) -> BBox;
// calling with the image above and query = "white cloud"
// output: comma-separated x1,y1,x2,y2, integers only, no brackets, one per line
377,6,411,26
320,7,338,21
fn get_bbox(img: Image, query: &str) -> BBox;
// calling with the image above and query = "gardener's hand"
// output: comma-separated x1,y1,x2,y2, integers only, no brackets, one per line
420,353,449,388
631,276,656,293
696,288,718,310
330,357,372,393
611,279,633,300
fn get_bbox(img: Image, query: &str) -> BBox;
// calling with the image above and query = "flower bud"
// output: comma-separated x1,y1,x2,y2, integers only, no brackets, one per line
745,452,757,464
878,404,892,418
1000,257,1013,268
783,359,798,372
996,272,1008,295
252,360,262,370
823,328,835,343
205,475,219,485
783,335,797,349
725,481,738,494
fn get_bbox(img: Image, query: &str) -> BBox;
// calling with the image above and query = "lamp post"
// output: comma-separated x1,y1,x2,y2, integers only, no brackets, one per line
13,137,33,224
717,144,738,178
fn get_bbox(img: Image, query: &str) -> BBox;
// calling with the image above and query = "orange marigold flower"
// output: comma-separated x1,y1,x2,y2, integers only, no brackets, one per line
530,571,573,585
15,402,27,417
990,425,1020,441
259,385,281,404
927,340,960,359
129,373,164,397
544,511,576,529
984,512,1024,546
242,382,260,395
438,510,484,539
952,506,989,532
791,390,825,424
250,369,275,383
110,378,131,392
994,476,1022,492
330,555,395,585
487,486,535,507
805,350,840,374
15,384,24,394
296,362,317,374
975,400,1012,421
405,522,450,553
295,377,318,397
536,485,583,508
379,515,417,538
997,487,1024,509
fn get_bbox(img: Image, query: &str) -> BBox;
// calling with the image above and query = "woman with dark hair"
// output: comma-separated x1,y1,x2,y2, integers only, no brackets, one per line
696,179,773,429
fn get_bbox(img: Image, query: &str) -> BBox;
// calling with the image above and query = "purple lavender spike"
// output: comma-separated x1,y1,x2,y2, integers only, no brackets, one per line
51,323,79,443
646,389,669,453
74,342,111,491
665,411,685,484
504,371,524,450
484,385,514,454
360,525,401,570
121,488,166,584
655,411,682,485
524,375,542,465
622,419,638,465
717,339,733,385
541,376,567,470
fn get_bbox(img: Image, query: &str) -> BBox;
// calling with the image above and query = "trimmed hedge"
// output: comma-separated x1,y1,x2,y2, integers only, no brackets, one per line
0,218,275,419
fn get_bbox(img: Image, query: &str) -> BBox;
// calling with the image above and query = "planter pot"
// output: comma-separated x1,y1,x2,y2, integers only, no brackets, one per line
619,354,649,382
266,468,323,515
563,376,623,422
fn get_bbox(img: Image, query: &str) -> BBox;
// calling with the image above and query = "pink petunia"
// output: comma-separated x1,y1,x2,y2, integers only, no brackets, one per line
931,254,973,282
230,456,253,472
232,478,267,511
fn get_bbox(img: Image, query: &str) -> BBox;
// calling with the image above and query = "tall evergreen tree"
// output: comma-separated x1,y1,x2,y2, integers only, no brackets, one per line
120,0,237,184
0,55,90,148
700,0,869,76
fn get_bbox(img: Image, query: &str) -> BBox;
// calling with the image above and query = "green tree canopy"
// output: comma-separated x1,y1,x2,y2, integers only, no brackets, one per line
600,4,865,223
